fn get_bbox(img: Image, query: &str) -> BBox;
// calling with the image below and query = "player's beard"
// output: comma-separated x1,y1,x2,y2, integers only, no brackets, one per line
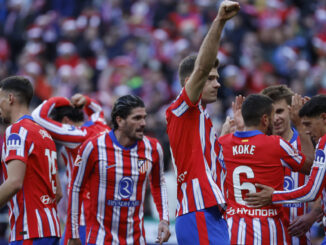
266,118,273,136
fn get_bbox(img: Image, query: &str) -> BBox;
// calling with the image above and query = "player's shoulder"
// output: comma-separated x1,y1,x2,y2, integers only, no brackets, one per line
317,134,326,150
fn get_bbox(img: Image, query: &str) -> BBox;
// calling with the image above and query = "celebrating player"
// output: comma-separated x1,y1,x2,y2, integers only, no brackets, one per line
0,76,61,244
166,1,240,244
261,85,319,244
66,95,170,244
245,95,326,244
219,94,311,244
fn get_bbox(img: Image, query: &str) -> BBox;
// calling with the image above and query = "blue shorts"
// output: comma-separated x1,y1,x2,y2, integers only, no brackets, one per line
60,226,86,245
321,235,326,245
175,206,230,245
10,237,59,245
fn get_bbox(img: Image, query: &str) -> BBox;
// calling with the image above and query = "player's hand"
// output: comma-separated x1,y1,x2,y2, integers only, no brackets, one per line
220,116,236,136
217,0,240,22
232,95,245,131
71,93,86,108
156,220,170,244
68,238,82,245
244,184,274,208
288,212,317,237
289,93,304,128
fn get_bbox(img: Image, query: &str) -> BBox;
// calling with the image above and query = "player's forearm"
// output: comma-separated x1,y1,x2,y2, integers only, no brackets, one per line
0,179,22,207
297,125,314,172
273,166,325,204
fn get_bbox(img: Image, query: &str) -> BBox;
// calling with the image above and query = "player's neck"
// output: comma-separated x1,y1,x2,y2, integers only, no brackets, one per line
113,130,137,148
244,125,265,133
10,106,30,124
280,128,293,142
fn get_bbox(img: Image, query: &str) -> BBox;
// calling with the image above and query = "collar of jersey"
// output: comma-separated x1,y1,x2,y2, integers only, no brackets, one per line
289,127,298,144
17,115,33,122
234,130,263,138
109,130,138,150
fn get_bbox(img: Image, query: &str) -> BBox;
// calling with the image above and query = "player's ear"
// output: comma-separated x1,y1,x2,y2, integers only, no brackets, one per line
8,92,15,105
116,116,124,128
320,112,326,124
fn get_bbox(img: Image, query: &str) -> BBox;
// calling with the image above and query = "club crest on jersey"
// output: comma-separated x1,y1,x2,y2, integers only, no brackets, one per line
7,134,21,149
39,129,52,140
118,177,134,198
138,159,151,173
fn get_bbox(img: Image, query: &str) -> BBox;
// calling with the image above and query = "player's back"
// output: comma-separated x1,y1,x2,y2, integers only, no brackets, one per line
219,130,305,245
3,116,60,241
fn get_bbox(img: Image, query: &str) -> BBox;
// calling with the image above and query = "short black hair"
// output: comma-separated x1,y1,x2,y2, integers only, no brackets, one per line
242,94,274,127
0,76,33,106
178,54,219,87
49,106,84,123
111,95,145,130
261,85,294,105
299,95,326,118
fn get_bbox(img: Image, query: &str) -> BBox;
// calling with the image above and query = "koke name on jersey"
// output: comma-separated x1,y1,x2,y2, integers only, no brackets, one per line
232,144,256,156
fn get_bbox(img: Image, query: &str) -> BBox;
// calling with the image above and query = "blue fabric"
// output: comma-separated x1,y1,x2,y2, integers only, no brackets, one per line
109,130,137,150
10,237,59,245
234,130,263,138
60,226,86,245
321,235,326,245
175,206,229,245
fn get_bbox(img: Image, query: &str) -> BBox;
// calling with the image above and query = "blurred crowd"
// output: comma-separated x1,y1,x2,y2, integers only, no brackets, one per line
0,0,326,242
0,0,325,162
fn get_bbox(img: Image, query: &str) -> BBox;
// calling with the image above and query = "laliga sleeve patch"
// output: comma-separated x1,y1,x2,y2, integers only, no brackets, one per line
314,149,326,167
7,133,22,150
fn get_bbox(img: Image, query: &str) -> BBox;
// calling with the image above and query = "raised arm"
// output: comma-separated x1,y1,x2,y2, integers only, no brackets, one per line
185,1,240,103
32,97,87,148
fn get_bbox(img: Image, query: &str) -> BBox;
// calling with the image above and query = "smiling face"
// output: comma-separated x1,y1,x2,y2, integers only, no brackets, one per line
301,114,326,144
118,107,147,142
272,99,291,138
201,68,221,104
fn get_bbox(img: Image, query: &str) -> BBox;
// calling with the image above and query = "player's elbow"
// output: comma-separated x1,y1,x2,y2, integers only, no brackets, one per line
9,178,23,194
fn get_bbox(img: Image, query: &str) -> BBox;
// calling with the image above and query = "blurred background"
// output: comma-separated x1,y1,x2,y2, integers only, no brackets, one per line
0,0,325,244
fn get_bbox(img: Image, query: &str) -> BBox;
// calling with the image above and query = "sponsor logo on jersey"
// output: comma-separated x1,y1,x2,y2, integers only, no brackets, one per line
39,129,52,140
118,177,134,198
284,176,294,191
178,171,187,183
7,133,21,149
40,195,55,205
107,200,140,207
74,155,82,166
137,159,151,173
227,206,279,217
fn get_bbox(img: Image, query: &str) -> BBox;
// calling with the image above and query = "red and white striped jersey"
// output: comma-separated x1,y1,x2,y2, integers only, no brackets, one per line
2,115,61,242
283,128,310,245
66,131,169,244
272,134,326,208
219,130,306,245
166,88,226,217
31,96,108,149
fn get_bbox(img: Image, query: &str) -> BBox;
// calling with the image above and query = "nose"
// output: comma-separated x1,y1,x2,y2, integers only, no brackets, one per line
213,79,221,88
140,118,146,127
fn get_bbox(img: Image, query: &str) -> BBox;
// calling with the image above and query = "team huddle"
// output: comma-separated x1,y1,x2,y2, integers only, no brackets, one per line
0,1,326,245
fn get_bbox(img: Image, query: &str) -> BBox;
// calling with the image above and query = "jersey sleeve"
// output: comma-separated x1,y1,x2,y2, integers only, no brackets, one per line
83,96,107,125
149,140,169,222
31,97,87,149
166,88,200,119
65,139,96,239
278,137,306,172
3,124,31,165
272,139,326,204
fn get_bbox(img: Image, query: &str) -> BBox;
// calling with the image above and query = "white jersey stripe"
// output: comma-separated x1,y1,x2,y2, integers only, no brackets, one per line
192,178,205,210
17,127,28,157
209,129,217,181
181,183,188,214
237,218,246,245
96,133,108,244
280,218,288,245
227,217,233,240
12,196,19,240
111,143,122,244
253,218,261,245
44,208,56,236
35,209,44,237
71,141,94,238
52,208,60,236
268,218,277,245
23,200,29,239
126,146,139,245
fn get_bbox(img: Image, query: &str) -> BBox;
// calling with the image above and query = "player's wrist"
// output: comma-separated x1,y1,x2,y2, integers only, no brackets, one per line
160,219,169,226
